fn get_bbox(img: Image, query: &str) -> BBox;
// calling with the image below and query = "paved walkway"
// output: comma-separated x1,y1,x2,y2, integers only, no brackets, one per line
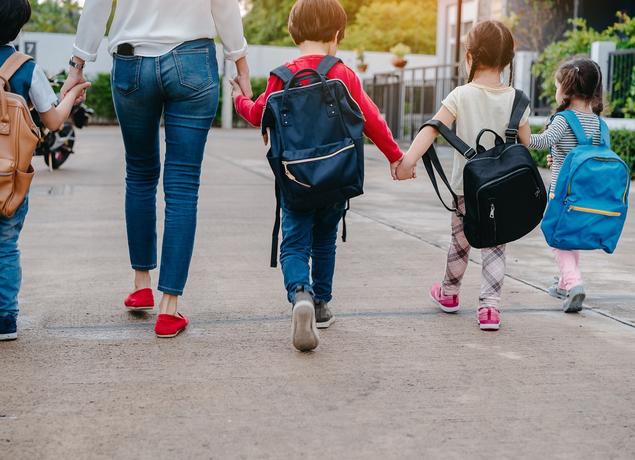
1,127,634,459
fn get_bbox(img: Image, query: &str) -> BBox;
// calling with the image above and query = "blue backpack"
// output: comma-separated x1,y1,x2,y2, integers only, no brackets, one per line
541,110,630,253
262,55,365,266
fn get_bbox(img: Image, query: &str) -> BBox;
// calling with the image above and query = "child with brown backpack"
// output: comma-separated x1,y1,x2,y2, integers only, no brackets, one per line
0,0,90,341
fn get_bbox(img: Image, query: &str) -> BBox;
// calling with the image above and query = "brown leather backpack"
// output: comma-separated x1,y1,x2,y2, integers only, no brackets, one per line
0,52,40,218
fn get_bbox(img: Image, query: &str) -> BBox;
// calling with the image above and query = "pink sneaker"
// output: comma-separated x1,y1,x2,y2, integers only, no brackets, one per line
477,307,501,331
430,282,460,313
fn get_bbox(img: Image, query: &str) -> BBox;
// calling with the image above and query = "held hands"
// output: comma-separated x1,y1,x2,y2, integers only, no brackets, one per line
61,63,88,105
394,154,417,180
229,78,245,102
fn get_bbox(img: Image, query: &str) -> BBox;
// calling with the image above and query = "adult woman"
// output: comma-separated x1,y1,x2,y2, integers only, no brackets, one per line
62,0,251,337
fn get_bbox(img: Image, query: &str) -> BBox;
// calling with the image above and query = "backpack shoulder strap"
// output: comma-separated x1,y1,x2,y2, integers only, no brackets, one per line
506,89,530,143
0,52,33,91
421,119,475,159
599,117,611,148
316,55,342,77
270,65,294,85
555,110,591,145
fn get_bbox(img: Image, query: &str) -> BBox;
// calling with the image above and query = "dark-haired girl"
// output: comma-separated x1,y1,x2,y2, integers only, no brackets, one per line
397,20,531,331
529,58,605,312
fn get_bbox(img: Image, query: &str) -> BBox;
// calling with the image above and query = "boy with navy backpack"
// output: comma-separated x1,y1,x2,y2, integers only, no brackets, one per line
530,58,629,313
231,0,406,351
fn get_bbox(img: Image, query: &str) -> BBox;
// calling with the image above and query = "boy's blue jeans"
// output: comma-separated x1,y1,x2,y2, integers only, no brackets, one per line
280,201,346,304
111,39,219,296
0,198,28,320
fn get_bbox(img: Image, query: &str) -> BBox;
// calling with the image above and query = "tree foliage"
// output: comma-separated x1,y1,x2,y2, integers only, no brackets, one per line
345,0,435,54
243,0,436,54
25,0,82,34
532,13,635,115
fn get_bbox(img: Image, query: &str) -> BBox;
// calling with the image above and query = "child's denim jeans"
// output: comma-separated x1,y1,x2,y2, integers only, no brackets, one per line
280,201,346,304
0,197,28,320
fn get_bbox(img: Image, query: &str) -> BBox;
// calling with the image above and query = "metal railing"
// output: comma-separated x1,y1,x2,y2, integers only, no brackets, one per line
365,64,464,142
608,49,635,117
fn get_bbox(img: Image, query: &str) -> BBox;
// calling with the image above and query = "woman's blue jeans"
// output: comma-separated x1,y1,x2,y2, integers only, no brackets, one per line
280,201,346,304
111,39,219,295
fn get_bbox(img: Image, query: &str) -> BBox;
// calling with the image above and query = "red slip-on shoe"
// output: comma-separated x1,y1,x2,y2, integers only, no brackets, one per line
155,313,189,338
124,288,155,311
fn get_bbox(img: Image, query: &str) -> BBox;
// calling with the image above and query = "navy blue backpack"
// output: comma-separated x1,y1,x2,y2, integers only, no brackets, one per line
262,56,365,266
541,110,630,253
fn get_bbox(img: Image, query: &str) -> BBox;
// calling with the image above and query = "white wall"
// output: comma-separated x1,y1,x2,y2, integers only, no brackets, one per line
18,32,437,78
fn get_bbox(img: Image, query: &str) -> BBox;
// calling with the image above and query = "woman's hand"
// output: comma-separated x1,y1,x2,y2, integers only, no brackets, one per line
234,57,253,99
229,79,245,101
61,58,87,104
546,154,554,168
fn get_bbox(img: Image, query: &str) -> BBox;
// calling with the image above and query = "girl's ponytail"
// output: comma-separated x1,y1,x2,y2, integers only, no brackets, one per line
555,58,604,114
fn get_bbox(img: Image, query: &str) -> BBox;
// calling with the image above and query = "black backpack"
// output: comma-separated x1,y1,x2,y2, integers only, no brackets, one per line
262,55,366,266
421,90,547,248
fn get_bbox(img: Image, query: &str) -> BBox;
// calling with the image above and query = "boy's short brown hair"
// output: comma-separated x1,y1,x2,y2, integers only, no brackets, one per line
288,0,347,45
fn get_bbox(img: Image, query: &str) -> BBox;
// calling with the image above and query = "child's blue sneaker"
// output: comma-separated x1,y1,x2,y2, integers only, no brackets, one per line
0,316,17,341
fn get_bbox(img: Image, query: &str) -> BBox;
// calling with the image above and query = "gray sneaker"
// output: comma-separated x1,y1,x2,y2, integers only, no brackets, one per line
563,285,586,313
548,278,568,300
315,300,335,329
291,288,319,352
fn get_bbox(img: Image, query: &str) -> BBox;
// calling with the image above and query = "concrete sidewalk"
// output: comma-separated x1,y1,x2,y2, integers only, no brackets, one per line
1,127,634,459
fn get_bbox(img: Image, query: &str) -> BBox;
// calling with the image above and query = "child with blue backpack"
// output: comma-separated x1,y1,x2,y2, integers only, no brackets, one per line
530,58,629,313
231,0,406,351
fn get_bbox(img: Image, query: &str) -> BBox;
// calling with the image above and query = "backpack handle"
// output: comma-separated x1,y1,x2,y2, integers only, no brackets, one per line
475,129,505,153
280,68,338,126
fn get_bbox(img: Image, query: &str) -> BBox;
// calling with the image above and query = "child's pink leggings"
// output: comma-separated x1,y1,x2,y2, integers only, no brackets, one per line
553,249,583,290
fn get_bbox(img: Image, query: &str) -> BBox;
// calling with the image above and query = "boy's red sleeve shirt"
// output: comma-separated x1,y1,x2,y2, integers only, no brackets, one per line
234,57,403,164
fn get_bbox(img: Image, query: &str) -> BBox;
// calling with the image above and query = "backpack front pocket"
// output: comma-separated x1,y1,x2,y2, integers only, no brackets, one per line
281,139,358,191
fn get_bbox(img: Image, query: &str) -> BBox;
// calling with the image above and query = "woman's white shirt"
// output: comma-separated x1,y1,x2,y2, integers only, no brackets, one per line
73,0,247,61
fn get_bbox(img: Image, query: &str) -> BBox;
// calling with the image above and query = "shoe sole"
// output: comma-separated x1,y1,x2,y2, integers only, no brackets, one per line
0,332,17,341
479,323,500,331
155,326,187,338
563,292,586,313
316,317,335,329
126,306,154,312
292,301,319,351
429,291,460,313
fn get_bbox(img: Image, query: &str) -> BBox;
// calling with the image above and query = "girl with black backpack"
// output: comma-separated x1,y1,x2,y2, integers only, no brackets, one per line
396,21,532,331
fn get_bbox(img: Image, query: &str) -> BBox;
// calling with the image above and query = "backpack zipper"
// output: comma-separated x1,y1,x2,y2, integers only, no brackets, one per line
568,205,621,217
282,144,355,188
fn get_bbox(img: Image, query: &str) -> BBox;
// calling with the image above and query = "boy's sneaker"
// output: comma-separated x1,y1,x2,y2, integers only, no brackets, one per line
291,288,319,352
563,285,585,313
548,278,568,300
430,282,460,313
315,300,334,329
477,307,501,331
0,316,17,341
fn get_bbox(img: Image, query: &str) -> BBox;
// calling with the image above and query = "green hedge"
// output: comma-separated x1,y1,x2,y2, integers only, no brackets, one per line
87,73,270,126
530,125,635,178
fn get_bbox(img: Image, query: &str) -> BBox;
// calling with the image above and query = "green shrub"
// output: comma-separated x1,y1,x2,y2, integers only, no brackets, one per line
86,73,269,125
532,13,635,116
530,124,635,178
87,73,116,121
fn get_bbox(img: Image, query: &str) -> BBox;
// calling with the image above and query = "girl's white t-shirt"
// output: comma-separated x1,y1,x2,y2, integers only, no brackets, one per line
441,83,530,195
